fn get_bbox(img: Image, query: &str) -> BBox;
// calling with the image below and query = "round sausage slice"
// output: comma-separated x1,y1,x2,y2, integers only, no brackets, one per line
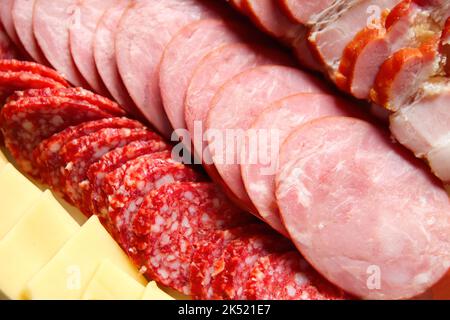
241,93,352,236
115,0,223,137
185,42,292,161
33,0,88,87
94,1,140,116
276,116,450,300
206,65,328,212
69,0,120,95
12,0,47,64
160,19,255,131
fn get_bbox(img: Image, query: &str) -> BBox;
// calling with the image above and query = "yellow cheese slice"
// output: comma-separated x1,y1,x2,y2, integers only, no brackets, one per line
0,149,7,169
25,216,146,300
0,190,80,300
82,260,145,300
0,163,42,239
142,282,175,300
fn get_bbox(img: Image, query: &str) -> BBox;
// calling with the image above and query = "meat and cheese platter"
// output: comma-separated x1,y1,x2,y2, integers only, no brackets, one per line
0,0,450,301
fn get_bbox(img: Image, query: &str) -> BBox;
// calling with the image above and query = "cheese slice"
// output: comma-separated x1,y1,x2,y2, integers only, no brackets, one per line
25,216,146,299
0,190,80,300
0,164,42,239
0,149,7,169
142,282,175,300
82,260,145,300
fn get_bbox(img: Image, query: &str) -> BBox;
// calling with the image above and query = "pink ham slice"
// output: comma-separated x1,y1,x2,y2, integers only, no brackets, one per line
0,22,18,59
93,1,140,117
185,42,292,162
278,0,335,24
115,0,224,137
0,0,21,48
12,0,47,64
33,0,88,87
276,116,450,300
390,79,450,182
241,93,354,236
160,19,254,132
69,0,120,95
206,65,329,212
242,0,303,44
309,0,401,80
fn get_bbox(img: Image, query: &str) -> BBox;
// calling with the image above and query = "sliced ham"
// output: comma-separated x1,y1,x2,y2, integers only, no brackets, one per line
276,116,450,299
115,0,224,137
12,0,47,64
33,0,88,87
242,0,303,44
93,1,139,117
69,0,120,95
206,65,328,212
390,79,450,182
241,93,353,236
160,19,253,132
0,0,21,48
309,0,401,80
0,22,18,59
278,0,335,25
185,42,292,162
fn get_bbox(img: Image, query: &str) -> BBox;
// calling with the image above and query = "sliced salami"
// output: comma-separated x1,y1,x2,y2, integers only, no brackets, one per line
160,19,257,131
244,251,348,300
9,87,125,117
33,0,88,87
241,93,353,236
109,155,203,251
12,0,47,64
115,0,225,136
131,182,253,295
206,65,328,212
0,60,68,86
209,228,292,300
94,1,140,116
86,139,170,217
185,42,292,161
96,150,172,225
276,117,450,299
33,117,143,187
190,224,264,300
69,0,121,95
58,127,159,208
0,96,115,175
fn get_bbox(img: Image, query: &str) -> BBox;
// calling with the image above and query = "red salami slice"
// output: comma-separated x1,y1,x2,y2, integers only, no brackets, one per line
58,127,159,209
115,0,225,136
85,139,170,217
33,0,88,87
0,96,114,175
185,42,292,160
33,117,143,187
160,19,257,131
131,182,253,295
240,93,353,236
97,150,171,226
276,117,450,299
9,87,125,117
206,65,328,212
110,156,203,251
0,23,18,60
244,251,348,300
69,0,121,95
94,1,140,116
0,60,68,86
190,224,264,300
210,230,292,300
12,0,47,64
